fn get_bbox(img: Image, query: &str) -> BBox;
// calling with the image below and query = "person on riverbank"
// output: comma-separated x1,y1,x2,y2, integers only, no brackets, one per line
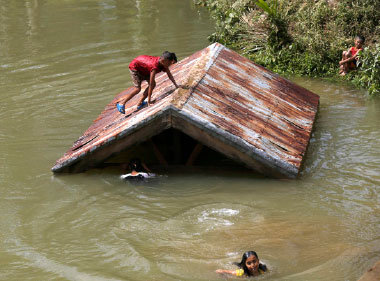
120,158,155,180
339,35,365,76
216,251,267,277
116,51,183,114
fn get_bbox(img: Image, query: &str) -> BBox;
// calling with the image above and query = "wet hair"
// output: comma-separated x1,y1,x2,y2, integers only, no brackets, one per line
161,51,177,63
128,158,144,172
355,35,365,44
234,251,267,276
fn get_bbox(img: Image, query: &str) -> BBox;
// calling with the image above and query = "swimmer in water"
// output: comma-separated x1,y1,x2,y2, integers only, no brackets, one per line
216,251,267,277
120,158,155,180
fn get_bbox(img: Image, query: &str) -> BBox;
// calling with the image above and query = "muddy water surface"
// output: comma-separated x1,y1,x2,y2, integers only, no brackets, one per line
0,1,379,280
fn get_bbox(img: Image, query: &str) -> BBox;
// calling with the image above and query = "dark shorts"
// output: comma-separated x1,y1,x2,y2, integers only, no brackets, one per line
349,60,357,70
129,69,150,88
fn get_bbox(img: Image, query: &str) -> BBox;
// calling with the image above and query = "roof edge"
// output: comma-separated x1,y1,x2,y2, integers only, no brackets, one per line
52,105,173,173
170,106,299,178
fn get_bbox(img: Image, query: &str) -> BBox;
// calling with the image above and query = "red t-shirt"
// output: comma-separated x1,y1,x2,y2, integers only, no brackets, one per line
129,55,165,77
349,47,362,68
350,47,362,57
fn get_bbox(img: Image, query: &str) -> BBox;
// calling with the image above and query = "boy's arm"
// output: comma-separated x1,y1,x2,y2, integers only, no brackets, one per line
215,269,238,276
340,48,362,65
148,70,157,105
339,55,357,65
165,67,179,88
142,162,151,173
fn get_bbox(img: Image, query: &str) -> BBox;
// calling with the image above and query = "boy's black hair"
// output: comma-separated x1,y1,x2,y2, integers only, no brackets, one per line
128,158,144,172
355,35,365,44
161,51,177,63
234,251,267,276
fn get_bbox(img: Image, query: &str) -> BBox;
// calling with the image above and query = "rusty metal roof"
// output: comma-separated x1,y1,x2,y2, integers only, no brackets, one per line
52,43,319,178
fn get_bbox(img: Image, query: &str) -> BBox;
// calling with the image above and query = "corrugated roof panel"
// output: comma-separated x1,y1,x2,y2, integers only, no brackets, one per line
180,45,318,172
52,43,319,177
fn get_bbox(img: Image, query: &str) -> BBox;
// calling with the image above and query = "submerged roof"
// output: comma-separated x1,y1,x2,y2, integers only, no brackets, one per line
52,43,319,178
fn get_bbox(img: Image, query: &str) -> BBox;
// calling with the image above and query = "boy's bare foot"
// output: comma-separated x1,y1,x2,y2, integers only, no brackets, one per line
147,99,156,106
340,71,347,76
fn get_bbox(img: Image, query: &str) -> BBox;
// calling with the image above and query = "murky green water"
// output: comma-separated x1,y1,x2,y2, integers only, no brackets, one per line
1,1,379,280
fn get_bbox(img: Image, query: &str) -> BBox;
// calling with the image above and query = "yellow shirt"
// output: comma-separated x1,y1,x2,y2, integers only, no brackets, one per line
235,268,266,276
235,269,245,276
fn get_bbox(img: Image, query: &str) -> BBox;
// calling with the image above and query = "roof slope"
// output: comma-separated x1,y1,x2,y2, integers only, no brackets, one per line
52,43,319,178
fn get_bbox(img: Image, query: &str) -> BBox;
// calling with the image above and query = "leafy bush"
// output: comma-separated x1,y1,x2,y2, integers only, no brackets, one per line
350,44,380,96
196,0,380,97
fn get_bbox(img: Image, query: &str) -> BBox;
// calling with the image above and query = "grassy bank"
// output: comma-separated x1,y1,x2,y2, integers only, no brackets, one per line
196,0,379,97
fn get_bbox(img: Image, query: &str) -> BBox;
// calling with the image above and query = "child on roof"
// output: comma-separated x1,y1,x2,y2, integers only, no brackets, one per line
216,251,268,277
339,35,365,76
116,51,183,114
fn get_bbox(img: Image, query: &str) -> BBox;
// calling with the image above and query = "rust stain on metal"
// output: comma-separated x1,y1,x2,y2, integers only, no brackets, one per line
52,43,319,178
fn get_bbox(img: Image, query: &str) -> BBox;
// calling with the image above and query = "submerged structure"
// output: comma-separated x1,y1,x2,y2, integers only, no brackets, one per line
52,43,319,178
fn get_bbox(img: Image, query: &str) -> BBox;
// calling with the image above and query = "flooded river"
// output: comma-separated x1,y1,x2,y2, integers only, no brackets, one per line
0,1,379,280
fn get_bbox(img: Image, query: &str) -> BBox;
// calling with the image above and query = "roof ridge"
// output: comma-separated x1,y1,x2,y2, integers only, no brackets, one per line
171,43,224,109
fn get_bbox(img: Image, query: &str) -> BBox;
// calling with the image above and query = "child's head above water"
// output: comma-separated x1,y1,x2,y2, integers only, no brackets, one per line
215,250,267,277
128,158,143,172
235,251,267,276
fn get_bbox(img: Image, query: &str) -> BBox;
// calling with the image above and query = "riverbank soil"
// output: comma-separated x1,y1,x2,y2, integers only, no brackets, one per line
358,260,380,281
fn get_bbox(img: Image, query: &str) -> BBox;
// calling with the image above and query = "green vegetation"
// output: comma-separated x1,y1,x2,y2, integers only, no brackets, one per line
196,0,380,96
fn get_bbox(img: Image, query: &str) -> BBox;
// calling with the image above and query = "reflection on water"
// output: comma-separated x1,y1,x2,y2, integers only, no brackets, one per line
0,1,379,281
